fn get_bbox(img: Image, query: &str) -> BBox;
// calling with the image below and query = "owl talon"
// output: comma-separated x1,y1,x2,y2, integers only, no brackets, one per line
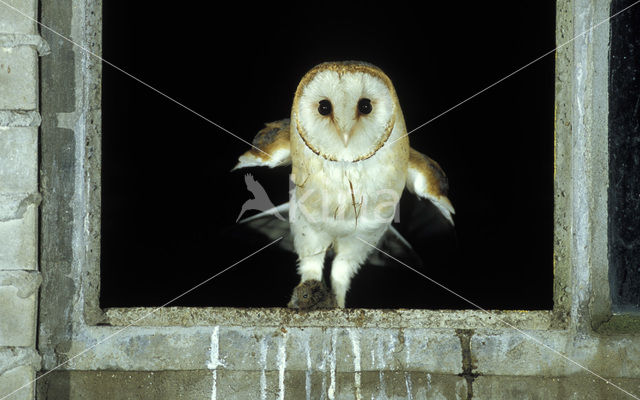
288,279,337,310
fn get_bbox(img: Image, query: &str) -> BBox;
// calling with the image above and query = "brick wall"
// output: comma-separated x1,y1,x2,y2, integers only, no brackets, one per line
0,1,45,399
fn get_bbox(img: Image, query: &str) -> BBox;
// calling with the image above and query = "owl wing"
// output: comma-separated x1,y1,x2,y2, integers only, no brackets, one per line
236,202,295,253
235,202,420,266
232,119,291,170
406,148,455,225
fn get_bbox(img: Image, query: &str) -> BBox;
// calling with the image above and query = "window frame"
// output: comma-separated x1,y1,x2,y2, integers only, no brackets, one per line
37,0,639,385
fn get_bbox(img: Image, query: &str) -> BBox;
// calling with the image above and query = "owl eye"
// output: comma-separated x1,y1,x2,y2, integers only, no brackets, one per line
318,99,332,116
358,98,372,115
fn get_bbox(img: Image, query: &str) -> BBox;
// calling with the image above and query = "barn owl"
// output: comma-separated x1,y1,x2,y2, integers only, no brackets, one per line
234,61,454,308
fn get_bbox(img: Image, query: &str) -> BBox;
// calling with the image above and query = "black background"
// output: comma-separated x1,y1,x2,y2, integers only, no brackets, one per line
609,0,640,313
101,2,555,309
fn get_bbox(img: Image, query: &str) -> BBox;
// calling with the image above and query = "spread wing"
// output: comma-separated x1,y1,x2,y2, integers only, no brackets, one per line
232,119,291,170
406,148,455,225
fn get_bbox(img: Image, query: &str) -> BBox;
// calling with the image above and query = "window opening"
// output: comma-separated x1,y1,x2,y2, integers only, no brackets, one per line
101,3,555,309
608,0,640,313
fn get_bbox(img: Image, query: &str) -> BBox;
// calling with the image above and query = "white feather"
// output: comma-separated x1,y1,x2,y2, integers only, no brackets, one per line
406,167,455,225
295,70,395,162
232,148,291,171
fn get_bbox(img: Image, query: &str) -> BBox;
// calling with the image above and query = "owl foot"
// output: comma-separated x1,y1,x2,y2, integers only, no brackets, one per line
288,279,337,310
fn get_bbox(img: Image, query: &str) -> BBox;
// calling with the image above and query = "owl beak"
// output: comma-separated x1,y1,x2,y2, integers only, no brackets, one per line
337,120,354,146
340,131,352,146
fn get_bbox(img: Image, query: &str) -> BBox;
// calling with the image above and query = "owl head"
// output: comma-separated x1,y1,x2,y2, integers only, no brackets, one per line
292,61,403,162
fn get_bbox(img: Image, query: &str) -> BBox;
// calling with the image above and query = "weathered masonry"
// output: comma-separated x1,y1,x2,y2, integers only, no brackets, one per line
0,0,46,399
0,0,639,399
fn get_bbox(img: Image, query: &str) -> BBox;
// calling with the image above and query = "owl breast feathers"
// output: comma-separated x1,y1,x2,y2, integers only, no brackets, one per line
233,61,454,308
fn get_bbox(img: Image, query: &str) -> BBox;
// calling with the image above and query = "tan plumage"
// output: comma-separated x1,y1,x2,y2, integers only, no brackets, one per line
233,119,291,170
407,148,455,224
234,61,454,308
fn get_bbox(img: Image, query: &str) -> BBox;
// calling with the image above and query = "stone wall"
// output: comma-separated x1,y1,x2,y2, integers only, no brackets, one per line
0,1,46,399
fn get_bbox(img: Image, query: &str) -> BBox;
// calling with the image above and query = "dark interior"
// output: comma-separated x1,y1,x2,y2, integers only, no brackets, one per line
101,2,556,309
608,0,640,313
